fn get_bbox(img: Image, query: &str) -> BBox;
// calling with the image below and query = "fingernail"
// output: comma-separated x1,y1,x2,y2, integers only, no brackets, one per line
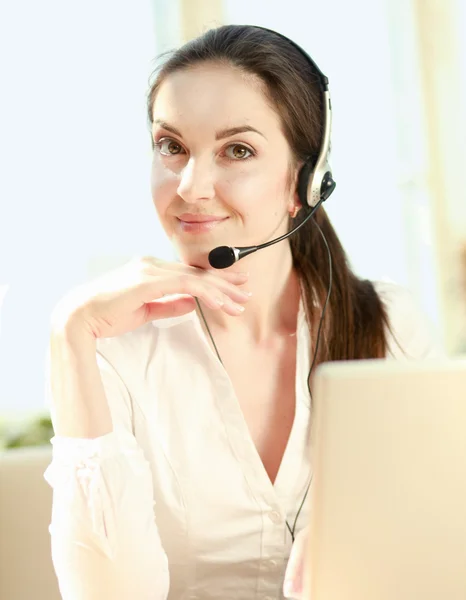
234,304,245,313
216,297,225,306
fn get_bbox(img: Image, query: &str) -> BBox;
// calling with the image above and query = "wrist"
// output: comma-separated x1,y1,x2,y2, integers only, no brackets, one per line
51,314,97,351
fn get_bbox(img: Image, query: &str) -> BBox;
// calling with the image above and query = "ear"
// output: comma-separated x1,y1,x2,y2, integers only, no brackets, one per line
287,197,300,215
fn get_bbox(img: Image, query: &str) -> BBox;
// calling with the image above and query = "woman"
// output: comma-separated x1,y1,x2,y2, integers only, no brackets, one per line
45,25,439,600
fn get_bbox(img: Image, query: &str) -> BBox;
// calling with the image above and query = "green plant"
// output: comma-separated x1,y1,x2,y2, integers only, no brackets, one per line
1,414,54,449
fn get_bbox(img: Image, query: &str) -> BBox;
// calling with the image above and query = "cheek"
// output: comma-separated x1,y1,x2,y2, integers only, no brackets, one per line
220,166,289,218
150,160,179,216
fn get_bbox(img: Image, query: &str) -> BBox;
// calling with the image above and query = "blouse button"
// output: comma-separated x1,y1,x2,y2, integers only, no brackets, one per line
268,510,282,524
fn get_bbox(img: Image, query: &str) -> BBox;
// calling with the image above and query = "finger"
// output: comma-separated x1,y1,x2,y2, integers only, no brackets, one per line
170,265,250,290
284,546,301,596
184,264,249,281
216,283,251,304
205,268,249,283
152,260,249,284
143,275,251,309
145,296,196,320
143,261,250,299
284,534,307,598
192,273,251,303
283,562,304,599
290,561,304,599
146,290,245,319
219,298,247,316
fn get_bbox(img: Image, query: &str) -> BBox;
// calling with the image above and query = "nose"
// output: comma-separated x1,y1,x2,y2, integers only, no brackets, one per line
177,157,215,204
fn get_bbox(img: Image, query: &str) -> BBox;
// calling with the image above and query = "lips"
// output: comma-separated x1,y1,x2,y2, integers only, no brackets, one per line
177,213,228,223
176,213,228,234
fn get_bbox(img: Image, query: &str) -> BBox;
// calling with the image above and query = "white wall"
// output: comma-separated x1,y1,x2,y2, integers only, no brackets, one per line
450,0,466,235
0,1,171,414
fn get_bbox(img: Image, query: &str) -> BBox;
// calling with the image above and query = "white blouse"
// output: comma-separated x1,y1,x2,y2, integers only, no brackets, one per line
44,281,441,600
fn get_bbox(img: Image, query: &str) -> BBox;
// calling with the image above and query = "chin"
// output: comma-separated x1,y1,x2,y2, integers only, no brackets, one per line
174,244,214,270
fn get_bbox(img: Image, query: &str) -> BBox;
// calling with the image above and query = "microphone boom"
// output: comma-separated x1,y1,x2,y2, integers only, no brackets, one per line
208,197,325,269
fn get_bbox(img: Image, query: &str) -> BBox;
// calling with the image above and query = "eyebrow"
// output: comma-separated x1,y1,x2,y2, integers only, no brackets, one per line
153,119,266,141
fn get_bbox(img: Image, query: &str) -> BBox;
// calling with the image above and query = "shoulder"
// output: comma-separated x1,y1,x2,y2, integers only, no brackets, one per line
373,280,444,360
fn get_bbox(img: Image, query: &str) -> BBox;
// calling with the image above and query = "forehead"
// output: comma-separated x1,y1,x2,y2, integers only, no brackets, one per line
151,63,282,135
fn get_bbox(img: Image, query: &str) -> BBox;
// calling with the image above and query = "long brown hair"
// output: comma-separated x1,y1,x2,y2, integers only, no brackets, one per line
146,24,390,365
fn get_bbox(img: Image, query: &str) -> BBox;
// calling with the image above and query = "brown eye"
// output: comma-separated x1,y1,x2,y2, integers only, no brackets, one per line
225,144,253,160
156,138,185,156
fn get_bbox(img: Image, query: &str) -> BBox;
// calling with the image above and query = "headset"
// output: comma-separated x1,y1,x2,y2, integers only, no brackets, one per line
208,25,336,270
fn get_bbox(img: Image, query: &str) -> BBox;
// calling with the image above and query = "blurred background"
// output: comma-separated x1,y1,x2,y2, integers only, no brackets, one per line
1,0,466,433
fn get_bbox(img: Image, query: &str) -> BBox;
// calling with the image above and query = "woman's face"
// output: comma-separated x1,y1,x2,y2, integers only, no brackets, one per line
150,63,298,268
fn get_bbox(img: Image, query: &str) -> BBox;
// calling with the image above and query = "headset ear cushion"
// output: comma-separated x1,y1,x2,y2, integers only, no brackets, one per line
297,162,314,207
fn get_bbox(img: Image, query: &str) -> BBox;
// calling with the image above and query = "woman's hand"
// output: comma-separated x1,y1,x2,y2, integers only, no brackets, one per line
51,256,250,339
283,526,309,599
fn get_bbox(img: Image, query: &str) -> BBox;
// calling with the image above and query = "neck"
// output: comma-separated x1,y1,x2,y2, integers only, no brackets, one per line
200,242,301,342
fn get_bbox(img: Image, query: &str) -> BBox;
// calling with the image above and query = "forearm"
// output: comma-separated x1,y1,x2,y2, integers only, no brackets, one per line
49,321,112,438
46,323,170,599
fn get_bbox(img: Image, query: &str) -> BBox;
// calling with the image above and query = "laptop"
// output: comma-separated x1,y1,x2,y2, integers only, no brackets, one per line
305,358,466,600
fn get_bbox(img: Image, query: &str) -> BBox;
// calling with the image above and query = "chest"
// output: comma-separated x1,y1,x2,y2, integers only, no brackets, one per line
212,334,298,485
133,323,314,600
